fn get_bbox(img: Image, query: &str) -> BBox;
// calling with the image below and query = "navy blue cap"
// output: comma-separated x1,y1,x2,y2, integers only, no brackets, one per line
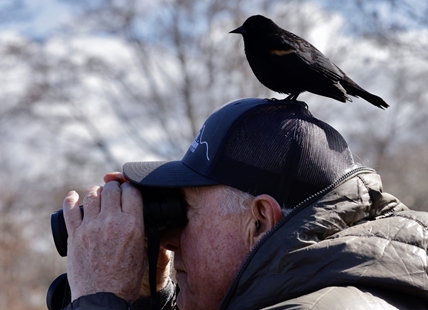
123,98,354,208
123,98,266,188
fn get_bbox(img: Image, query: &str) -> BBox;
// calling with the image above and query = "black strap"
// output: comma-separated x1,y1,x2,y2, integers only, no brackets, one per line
146,220,161,310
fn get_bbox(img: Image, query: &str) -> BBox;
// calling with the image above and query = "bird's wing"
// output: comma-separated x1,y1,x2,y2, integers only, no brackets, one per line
276,32,345,82
267,33,298,57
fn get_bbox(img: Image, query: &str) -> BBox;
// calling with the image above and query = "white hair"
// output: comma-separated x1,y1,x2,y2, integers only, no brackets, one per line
220,186,293,217
186,185,292,217
220,186,254,215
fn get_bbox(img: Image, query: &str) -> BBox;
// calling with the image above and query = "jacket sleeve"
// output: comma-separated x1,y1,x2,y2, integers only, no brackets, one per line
62,280,177,310
132,279,177,310
62,292,130,310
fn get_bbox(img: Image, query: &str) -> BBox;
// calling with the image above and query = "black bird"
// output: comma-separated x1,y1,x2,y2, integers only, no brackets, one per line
230,15,389,109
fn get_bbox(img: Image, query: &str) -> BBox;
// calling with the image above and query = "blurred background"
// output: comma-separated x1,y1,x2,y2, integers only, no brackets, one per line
0,0,427,308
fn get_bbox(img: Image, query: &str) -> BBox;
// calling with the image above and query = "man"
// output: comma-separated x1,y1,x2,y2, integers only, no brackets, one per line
63,98,428,309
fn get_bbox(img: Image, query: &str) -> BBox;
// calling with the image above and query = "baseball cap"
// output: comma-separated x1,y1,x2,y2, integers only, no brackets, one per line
123,98,355,208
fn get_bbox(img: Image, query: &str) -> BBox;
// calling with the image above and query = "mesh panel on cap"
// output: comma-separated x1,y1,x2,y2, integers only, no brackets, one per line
210,102,354,208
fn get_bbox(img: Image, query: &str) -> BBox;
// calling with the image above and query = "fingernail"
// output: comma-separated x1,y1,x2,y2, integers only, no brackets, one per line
68,190,77,196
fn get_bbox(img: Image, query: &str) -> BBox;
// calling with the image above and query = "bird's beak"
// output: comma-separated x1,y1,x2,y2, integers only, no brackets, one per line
229,26,246,34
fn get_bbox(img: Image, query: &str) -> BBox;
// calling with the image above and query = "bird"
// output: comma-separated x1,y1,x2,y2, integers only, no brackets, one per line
230,15,389,109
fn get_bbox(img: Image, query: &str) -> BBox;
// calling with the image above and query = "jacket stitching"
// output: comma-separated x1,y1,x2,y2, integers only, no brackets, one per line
393,214,428,230
356,175,373,203
338,231,426,251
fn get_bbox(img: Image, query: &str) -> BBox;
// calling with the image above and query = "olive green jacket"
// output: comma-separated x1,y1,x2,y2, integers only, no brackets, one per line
220,168,428,309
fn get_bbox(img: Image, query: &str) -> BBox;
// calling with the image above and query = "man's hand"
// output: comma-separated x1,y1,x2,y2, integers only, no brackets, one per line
104,172,173,298
63,181,146,302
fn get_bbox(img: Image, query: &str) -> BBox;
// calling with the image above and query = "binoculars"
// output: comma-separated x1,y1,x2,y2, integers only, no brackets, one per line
47,187,187,310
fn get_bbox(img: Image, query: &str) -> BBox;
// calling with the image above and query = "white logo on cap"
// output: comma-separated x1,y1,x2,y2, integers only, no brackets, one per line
190,125,210,161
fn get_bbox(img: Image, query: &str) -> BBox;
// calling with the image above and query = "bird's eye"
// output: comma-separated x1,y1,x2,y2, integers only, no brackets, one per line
247,22,256,29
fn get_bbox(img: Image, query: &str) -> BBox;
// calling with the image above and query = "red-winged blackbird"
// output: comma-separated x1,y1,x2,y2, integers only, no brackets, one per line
230,15,389,109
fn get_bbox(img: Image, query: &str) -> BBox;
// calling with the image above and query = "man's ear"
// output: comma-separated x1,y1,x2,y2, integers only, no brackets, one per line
246,194,283,250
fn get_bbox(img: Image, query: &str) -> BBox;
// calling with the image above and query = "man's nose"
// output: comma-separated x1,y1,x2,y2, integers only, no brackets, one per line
161,226,183,251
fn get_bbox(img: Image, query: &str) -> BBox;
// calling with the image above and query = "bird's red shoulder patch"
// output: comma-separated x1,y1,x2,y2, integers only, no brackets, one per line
269,49,295,56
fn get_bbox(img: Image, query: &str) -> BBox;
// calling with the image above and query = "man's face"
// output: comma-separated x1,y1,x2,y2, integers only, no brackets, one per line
162,186,251,310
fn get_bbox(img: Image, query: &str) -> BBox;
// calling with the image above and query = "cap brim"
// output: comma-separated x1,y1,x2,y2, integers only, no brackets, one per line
123,161,219,188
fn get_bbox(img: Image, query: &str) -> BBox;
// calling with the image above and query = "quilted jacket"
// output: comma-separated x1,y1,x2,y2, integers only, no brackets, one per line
220,168,428,309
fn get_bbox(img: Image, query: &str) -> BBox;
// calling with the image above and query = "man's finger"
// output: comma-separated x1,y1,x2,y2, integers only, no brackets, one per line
121,182,143,218
104,172,127,184
100,181,121,214
83,186,102,219
63,190,82,233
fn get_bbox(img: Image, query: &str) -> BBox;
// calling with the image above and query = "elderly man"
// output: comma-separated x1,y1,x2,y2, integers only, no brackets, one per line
62,98,428,309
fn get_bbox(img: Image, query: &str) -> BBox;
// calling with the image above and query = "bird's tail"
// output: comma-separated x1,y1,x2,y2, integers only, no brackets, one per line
342,76,389,109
